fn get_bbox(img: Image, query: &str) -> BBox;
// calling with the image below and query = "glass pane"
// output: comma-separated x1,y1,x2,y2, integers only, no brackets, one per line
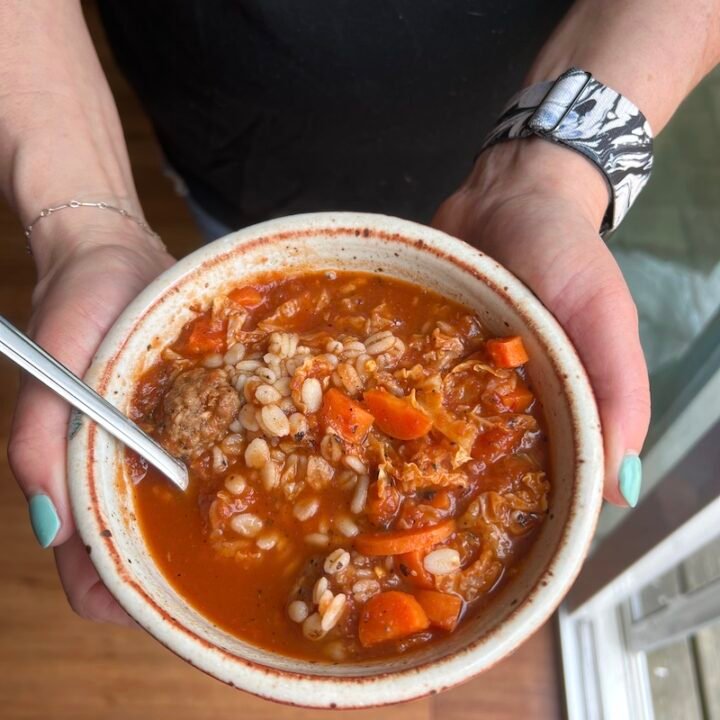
634,567,682,621
646,639,704,720
695,618,720,720
682,534,720,593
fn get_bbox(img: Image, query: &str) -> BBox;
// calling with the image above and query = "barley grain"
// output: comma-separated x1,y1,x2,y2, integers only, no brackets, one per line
223,343,246,366
261,461,280,490
212,446,228,473
301,378,322,413
288,413,308,439
351,474,369,514
423,548,461,575
256,367,277,384
293,496,320,521
230,513,263,537
342,454,367,475
366,334,396,355
202,353,224,369
236,359,262,372
335,515,359,538
224,474,247,495
245,437,270,468
313,576,329,604
260,404,290,436
255,384,282,405
320,594,347,632
221,433,244,455
256,531,279,550
337,362,363,395
320,433,343,464
302,613,325,640
305,532,330,548
324,549,351,575
318,589,334,614
288,600,309,623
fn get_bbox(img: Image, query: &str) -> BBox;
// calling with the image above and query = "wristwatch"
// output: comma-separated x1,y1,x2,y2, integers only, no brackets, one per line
481,68,654,236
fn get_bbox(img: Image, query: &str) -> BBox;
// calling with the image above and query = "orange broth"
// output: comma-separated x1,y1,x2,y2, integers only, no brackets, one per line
129,271,549,662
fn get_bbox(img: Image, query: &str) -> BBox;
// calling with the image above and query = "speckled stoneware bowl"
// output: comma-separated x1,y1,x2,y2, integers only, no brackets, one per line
67,212,603,708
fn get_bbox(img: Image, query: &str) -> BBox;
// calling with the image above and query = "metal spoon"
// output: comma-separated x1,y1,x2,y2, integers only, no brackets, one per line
0,315,188,491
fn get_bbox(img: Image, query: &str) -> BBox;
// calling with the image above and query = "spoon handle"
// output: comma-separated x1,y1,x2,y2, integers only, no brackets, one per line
0,315,188,491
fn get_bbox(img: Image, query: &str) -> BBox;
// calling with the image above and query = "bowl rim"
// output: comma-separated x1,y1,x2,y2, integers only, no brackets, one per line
68,211,603,708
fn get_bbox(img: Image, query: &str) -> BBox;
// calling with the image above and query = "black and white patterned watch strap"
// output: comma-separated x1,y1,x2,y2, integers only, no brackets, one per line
482,68,654,235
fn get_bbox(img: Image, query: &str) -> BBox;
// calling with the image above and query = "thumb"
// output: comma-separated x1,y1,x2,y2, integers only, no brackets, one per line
8,299,110,547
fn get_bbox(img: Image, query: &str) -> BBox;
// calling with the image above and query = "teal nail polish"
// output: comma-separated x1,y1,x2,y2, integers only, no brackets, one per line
619,453,642,508
28,494,61,548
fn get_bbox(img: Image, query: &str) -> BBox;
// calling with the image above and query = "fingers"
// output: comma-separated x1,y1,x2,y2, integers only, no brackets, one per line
550,247,650,505
55,534,136,627
9,381,75,545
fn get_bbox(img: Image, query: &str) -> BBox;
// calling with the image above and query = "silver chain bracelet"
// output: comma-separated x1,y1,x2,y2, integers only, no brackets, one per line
24,200,160,254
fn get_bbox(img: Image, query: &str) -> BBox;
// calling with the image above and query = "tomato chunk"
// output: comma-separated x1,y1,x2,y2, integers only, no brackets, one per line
486,336,529,369
416,590,463,631
181,314,225,355
364,389,432,440
355,519,455,556
358,591,430,647
321,388,374,443
228,286,264,308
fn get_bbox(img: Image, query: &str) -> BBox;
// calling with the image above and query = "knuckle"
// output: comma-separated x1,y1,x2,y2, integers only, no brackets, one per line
7,431,32,482
66,580,117,624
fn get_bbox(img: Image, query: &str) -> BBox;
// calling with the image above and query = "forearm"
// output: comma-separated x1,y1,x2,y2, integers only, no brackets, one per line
528,0,720,133
0,1,146,273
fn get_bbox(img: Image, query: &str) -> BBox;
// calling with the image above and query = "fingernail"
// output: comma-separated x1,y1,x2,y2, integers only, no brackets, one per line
28,494,61,548
619,453,642,508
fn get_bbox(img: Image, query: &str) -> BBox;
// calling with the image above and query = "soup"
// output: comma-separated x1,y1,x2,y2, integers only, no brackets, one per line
128,270,549,662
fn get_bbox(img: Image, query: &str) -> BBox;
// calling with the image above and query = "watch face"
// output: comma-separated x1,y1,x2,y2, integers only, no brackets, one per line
528,69,591,133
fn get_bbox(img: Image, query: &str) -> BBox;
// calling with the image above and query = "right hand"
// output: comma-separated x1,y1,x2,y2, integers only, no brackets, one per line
8,223,175,625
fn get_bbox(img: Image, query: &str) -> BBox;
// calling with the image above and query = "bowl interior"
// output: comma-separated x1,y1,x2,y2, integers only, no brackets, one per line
69,213,602,706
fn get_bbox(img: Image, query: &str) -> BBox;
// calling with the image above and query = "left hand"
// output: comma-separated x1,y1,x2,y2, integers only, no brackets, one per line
433,139,650,505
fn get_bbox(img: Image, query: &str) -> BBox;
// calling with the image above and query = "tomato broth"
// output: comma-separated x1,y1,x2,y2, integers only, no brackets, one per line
129,271,549,662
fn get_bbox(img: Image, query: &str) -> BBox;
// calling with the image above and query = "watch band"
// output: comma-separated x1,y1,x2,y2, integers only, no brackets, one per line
481,68,654,236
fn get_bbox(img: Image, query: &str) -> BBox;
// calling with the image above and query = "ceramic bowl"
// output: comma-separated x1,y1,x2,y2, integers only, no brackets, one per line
67,212,603,708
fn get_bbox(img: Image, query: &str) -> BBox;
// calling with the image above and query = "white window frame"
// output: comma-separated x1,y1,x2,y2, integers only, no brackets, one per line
559,331,720,720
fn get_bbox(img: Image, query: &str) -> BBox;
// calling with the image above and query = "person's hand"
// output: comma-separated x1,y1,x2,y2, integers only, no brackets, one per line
433,139,650,506
8,218,175,624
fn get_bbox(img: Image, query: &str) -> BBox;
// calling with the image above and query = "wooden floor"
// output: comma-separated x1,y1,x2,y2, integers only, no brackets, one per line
0,4,563,718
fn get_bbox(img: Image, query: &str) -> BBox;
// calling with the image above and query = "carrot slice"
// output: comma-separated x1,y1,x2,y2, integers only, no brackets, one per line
416,590,463,631
363,389,432,440
181,314,225,355
321,388,375,444
228,286,264,308
486,336,529,369
499,384,534,413
396,550,435,589
355,519,455,556
358,591,430,647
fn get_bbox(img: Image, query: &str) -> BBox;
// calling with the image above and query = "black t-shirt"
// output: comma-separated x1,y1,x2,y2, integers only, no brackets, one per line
98,1,571,228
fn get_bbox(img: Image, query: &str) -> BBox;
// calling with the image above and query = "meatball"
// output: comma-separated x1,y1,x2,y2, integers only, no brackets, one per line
159,368,240,461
